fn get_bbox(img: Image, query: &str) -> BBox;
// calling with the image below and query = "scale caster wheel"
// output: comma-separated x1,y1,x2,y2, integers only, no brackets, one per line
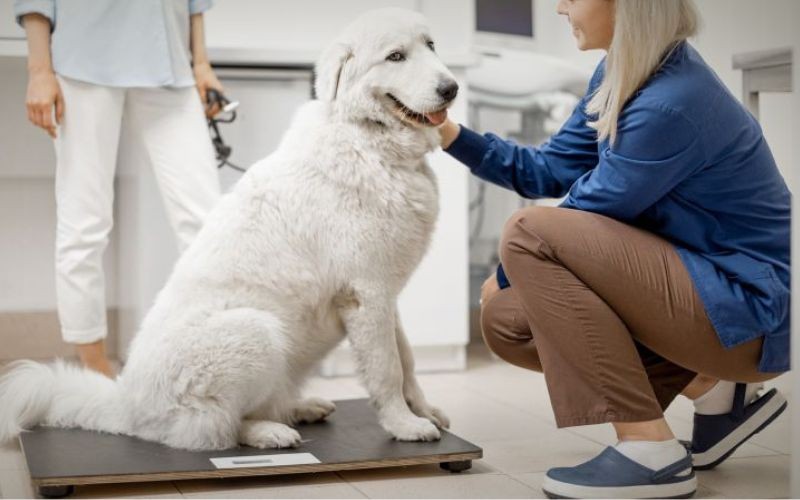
39,485,74,498
440,460,472,473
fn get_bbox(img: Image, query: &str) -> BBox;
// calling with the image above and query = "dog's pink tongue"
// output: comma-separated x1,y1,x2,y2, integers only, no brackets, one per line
425,109,448,126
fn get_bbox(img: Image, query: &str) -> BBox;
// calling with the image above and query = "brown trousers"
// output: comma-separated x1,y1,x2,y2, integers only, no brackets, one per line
481,206,776,428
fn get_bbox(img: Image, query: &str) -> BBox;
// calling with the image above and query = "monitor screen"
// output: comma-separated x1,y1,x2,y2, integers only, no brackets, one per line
475,0,534,38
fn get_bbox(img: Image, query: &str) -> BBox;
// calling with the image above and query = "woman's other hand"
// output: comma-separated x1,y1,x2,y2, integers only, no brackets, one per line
194,61,224,118
26,68,63,139
480,273,500,306
438,118,461,149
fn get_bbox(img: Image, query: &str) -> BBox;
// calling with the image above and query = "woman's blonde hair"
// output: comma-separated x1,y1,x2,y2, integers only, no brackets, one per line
586,0,700,144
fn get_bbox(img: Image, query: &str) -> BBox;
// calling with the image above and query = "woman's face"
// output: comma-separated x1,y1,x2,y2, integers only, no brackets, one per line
556,0,615,51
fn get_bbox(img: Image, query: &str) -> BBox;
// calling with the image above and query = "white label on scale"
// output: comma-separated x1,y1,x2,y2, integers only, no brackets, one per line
210,453,321,469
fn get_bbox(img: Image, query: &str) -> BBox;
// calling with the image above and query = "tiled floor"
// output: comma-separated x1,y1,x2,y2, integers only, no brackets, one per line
0,347,792,498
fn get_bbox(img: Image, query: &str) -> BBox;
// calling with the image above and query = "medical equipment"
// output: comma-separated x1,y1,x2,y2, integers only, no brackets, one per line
475,0,536,50
206,88,246,172
20,399,481,499
466,48,591,308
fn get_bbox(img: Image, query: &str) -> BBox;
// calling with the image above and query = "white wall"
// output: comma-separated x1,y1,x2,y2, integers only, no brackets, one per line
690,0,796,190
204,0,473,61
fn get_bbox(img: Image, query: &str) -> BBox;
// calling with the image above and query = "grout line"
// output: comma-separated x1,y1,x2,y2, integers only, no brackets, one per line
746,441,786,455
695,480,727,499
343,476,371,499
504,471,546,495
438,377,557,423
171,480,185,498
748,437,790,455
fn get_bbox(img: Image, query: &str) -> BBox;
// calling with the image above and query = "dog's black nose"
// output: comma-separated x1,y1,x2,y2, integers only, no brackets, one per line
437,81,459,102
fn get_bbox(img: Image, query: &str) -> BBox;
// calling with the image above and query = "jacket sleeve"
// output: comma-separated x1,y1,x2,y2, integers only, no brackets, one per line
445,97,600,199
14,0,54,30
560,104,706,221
444,63,605,199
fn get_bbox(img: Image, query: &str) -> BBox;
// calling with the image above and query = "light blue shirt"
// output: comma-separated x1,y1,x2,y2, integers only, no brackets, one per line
14,0,213,88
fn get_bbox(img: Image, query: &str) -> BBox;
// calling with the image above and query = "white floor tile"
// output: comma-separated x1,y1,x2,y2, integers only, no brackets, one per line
696,455,790,499
338,461,500,483
747,405,792,454
346,470,539,499
72,481,183,499
0,441,26,472
479,432,604,475
176,471,365,499
506,472,551,499
0,468,35,499
437,394,554,443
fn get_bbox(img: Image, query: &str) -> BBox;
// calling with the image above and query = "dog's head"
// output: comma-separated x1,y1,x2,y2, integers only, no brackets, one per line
314,8,458,130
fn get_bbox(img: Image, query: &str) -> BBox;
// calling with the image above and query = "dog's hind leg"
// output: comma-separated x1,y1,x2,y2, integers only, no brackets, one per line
153,307,289,451
162,403,239,451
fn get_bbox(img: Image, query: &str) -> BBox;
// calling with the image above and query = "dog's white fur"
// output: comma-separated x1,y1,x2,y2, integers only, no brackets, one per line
0,8,459,451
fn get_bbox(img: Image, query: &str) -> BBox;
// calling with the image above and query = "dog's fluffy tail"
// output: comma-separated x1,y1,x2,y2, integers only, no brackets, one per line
0,359,126,444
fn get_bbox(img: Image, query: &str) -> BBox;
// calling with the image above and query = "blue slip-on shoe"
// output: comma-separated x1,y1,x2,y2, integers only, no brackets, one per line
542,446,696,499
687,383,787,470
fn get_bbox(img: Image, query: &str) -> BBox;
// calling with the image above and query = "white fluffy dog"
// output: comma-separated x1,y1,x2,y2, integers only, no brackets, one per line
0,8,459,451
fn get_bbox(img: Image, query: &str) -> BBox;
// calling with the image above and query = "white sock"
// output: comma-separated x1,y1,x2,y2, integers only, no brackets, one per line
693,381,763,415
615,438,690,474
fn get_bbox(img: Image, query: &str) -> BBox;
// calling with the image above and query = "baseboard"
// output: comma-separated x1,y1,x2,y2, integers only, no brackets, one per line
0,309,119,362
318,344,467,377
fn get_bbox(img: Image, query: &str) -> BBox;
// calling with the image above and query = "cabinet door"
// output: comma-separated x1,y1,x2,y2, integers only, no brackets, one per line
213,69,313,190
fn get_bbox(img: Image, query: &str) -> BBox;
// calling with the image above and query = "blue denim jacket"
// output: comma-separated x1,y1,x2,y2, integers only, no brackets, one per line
446,42,791,373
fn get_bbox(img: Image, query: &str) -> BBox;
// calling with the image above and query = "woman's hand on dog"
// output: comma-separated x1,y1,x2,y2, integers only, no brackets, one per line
438,118,461,149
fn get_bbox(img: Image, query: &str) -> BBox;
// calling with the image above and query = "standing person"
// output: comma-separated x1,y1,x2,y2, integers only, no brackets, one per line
16,0,224,379
439,0,790,498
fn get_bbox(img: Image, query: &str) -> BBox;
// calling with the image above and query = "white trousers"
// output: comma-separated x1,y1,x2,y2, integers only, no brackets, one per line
54,76,221,344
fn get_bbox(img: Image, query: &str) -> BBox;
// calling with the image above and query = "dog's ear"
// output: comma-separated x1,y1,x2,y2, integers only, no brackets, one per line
313,42,353,101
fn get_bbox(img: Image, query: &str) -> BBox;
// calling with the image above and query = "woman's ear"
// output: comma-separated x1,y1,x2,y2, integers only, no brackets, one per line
313,42,353,101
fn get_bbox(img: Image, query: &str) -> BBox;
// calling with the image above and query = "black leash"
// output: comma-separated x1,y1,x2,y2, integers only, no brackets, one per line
206,89,246,172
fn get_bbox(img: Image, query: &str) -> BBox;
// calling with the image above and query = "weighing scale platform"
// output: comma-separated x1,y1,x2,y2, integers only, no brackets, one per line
18,398,483,498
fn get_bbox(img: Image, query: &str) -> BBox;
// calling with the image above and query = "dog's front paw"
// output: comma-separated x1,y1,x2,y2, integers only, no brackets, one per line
407,394,451,429
416,404,450,430
383,415,441,442
239,420,302,449
292,397,336,424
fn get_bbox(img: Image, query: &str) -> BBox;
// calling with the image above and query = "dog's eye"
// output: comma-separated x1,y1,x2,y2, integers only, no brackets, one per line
426,40,435,51
386,51,406,62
